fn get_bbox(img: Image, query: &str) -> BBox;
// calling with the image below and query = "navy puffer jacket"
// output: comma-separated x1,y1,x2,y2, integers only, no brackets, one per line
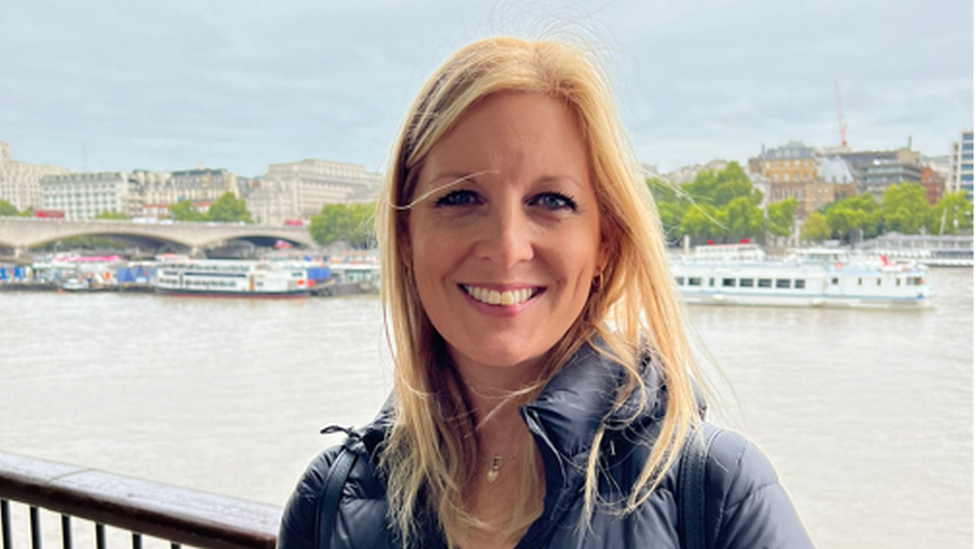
278,343,815,548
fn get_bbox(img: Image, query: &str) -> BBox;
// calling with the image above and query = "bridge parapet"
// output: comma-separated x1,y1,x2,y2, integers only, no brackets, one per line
0,218,315,251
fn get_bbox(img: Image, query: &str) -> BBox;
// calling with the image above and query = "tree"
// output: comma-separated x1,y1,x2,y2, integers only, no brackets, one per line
309,203,377,249
822,193,882,243
925,191,974,235
680,204,722,245
647,177,688,243
346,202,377,249
682,162,757,207
170,200,207,222
723,195,765,242
0,200,19,217
881,183,930,235
767,198,799,239
207,192,253,223
95,211,130,220
800,212,831,243
655,200,686,241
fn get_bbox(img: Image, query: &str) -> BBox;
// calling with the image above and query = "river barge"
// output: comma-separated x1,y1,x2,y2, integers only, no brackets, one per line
670,244,931,309
152,258,311,297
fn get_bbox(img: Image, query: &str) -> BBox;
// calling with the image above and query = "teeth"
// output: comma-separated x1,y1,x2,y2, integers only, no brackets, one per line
463,286,536,306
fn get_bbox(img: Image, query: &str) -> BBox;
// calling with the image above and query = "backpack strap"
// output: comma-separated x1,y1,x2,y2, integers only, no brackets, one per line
315,437,360,549
679,423,722,549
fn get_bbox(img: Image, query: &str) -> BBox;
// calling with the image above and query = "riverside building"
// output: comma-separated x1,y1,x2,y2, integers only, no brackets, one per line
759,141,855,217
0,140,71,211
40,171,143,221
246,159,381,225
948,129,974,199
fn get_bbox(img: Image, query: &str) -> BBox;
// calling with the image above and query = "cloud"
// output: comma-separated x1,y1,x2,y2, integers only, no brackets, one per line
0,0,971,175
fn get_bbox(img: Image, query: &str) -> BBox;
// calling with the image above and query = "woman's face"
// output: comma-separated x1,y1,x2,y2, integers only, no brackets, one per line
406,92,609,378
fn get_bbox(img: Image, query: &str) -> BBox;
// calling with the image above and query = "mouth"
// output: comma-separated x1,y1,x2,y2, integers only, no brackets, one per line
460,284,544,306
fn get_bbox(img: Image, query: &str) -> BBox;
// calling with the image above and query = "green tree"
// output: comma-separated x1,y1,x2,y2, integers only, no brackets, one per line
680,204,723,245
925,191,974,235
310,204,353,247
655,200,686,240
682,162,757,207
800,212,831,243
822,193,882,243
723,195,765,242
346,202,377,249
0,199,20,217
95,211,130,220
207,192,253,223
170,200,207,222
881,183,930,234
647,177,688,243
310,203,377,248
767,198,799,239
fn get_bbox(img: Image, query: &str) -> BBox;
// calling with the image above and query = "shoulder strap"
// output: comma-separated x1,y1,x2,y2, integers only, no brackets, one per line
315,438,360,549
679,424,721,549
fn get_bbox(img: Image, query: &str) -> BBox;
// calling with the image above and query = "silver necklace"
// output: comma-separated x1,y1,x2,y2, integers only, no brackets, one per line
487,455,503,483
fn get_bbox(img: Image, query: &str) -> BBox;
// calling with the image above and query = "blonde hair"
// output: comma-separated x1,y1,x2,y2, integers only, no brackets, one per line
377,36,703,547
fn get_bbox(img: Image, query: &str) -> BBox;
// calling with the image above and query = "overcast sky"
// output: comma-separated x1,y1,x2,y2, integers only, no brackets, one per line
1,0,972,177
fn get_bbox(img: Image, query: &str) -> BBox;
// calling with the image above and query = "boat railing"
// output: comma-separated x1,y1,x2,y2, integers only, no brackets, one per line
0,451,280,549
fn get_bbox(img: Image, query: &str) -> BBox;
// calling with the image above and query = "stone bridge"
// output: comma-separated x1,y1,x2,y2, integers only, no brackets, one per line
0,217,316,258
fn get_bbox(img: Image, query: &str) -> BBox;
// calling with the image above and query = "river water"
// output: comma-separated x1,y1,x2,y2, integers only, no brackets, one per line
0,269,971,548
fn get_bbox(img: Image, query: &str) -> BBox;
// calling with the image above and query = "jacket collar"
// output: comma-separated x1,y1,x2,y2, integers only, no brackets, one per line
522,340,665,459
355,340,668,467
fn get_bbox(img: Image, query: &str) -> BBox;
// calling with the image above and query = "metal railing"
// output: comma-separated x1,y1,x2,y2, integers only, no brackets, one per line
0,451,280,549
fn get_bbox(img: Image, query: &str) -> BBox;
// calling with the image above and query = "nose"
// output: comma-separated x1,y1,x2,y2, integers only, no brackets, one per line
475,201,535,269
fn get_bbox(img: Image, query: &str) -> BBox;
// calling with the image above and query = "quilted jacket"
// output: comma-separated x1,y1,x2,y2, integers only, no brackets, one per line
278,343,815,548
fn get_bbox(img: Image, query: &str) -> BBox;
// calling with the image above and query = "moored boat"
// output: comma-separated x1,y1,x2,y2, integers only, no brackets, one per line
670,244,931,309
152,258,311,297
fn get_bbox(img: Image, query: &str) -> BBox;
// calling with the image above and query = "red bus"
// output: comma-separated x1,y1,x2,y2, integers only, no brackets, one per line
34,209,65,219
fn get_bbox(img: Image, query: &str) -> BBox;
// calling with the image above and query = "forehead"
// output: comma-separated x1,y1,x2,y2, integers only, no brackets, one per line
415,92,593,191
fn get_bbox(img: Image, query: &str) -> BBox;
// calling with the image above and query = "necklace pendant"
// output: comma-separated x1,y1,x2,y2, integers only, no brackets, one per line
487,455,502,483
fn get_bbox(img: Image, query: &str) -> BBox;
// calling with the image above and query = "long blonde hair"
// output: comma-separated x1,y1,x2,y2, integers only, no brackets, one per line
377,36,703,547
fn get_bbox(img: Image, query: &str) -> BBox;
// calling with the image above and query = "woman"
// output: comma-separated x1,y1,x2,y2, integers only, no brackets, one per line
279,37,813,549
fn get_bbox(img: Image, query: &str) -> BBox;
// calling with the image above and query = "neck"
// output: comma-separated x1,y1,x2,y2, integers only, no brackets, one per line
449,352,547,454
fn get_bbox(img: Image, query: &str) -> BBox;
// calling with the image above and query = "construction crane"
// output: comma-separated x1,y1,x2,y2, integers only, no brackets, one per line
835,81,848,148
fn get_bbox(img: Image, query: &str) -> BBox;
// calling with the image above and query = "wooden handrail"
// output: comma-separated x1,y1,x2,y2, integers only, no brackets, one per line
0,451,280,549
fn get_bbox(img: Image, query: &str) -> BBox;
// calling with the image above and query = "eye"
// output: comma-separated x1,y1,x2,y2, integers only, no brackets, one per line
531,192,577,212
434,190,480,207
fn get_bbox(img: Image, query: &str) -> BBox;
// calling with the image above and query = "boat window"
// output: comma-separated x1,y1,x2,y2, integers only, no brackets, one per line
688,277,702,286
737,278,752,287
858,278,863,286
722,278,735,287
831,277,839,285
896,278,902,286
876,278,882,286
675,276,685,286
794,279,806,289
775,279,791,289
757,278,772,288
708,278,715,287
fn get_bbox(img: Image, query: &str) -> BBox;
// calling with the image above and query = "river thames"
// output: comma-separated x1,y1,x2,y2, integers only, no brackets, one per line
0,268,971,548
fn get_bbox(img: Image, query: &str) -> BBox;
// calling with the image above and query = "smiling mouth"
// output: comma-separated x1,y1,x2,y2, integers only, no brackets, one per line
461,285,543,306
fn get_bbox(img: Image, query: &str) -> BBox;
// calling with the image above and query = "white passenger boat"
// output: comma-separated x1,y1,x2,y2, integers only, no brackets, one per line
670,244,931,309
152,258,311,297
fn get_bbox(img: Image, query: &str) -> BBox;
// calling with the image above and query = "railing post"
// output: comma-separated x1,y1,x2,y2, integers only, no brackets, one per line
29,506,40,549
95,524,105,549
1,499,11,549
61,515,72,549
